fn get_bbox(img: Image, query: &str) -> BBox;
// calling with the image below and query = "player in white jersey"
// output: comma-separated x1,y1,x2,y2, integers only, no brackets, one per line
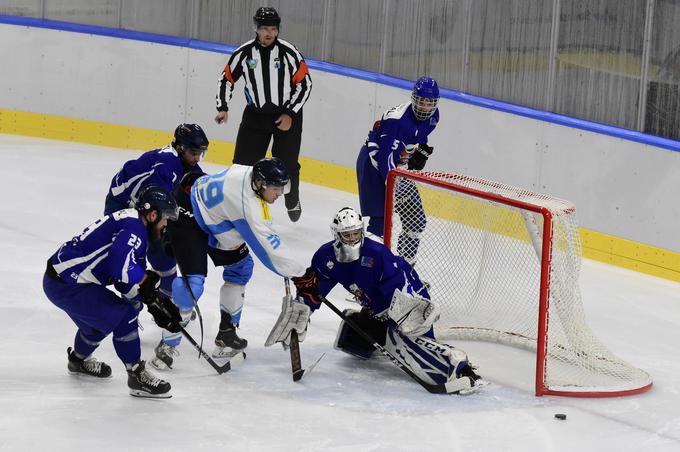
151,157,305,369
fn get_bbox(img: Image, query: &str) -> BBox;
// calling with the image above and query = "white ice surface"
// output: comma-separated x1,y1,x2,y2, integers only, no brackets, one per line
1,135,680,451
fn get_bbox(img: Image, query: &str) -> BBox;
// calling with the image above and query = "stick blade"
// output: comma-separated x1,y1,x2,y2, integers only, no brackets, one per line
293,353,325,382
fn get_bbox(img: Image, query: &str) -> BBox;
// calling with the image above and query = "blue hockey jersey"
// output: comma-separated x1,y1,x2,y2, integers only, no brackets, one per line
107,145,202,207
303,237,429,317
357,103,438,219
49,209,149,301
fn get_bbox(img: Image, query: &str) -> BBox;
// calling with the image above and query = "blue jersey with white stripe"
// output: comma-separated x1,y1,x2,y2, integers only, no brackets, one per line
303,238,429,317
49,209,148,301
107,145,202,207
365,103,439,182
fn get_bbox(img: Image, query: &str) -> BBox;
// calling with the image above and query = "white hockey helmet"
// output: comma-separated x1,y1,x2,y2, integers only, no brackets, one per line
330,207,365,263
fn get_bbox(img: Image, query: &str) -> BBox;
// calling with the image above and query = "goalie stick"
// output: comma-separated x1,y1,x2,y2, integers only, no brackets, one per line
319,295,479,395
149,297,244,375
284,278,324,382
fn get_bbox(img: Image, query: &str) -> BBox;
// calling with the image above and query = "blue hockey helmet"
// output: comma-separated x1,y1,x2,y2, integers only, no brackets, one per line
253,6,281,28
172,123,209,156
135,185,179,222
251,157,290,192
411,76,440,121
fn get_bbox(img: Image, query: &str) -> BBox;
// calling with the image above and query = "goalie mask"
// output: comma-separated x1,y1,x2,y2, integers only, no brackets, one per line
331,207,364,263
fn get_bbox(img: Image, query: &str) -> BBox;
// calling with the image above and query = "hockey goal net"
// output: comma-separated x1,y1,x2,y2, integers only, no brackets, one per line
384,168,652,397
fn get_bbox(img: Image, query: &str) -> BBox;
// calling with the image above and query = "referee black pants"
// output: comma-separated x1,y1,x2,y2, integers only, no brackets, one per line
233,106,303,209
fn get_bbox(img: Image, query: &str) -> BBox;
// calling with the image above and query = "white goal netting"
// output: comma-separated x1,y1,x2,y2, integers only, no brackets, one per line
386,169,652,396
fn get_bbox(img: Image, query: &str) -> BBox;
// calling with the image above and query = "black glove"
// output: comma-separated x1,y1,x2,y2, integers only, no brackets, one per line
408,144,433,170
160,227,174,258
179,170,207,194
146,293,183,333
291,267,322,305
138,270,160,305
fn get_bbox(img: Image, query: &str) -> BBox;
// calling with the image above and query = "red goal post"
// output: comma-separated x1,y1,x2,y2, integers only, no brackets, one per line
384,168,652,397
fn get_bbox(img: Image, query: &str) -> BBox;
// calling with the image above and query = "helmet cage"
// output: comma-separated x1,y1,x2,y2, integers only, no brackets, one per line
331,207,365,263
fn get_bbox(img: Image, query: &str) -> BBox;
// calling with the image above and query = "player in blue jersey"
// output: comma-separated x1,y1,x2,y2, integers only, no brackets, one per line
42,185,183,398
356,76,439,265
267,207,482,393
105,123,209,296
150,157,306,370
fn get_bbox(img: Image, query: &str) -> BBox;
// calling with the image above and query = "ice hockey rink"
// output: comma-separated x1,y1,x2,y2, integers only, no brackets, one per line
1,134,680,452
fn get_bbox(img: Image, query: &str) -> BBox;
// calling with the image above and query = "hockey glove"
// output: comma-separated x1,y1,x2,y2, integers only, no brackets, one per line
265,295,311,347
407,144,433,171
179,170,206,194
291,267,322,306
138,270,161,305
146,293,183,333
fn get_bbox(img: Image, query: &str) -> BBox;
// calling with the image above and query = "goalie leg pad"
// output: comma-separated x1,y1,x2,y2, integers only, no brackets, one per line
384,327,475,390
334,309,387,360
219,282,245,325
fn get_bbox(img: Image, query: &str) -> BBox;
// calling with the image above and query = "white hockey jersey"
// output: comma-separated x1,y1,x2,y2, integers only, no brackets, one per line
190,164,305,278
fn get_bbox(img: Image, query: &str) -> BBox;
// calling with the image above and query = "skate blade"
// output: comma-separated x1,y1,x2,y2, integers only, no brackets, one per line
68,370,113,379
129,389,172,399
211,347,247,360
149,357,172,371
213,351,246,366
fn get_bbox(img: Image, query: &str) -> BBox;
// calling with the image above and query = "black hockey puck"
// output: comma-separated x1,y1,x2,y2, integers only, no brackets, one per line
554,413,567,420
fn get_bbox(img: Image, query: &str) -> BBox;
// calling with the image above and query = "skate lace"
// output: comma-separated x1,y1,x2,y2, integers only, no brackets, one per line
139,368,164,387
83,357,104,374
159,343,180,357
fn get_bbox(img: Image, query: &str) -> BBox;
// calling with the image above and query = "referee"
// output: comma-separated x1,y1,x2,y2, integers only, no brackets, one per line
215,6,312,222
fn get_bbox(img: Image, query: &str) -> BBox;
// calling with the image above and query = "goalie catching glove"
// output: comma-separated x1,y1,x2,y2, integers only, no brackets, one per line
387,289,440,337
138,270,182,333
407,143,433,171
265,294,311,347
291,267,322,306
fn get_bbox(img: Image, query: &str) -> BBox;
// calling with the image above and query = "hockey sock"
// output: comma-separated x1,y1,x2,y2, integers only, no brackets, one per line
171,274,205,311
112,305,141,364
219,282,245,325
73,328,107,358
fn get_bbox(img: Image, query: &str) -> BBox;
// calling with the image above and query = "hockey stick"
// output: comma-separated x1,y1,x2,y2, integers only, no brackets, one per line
284,277,324,382
319,295,471,394
178,324,244,375
150,297,244,375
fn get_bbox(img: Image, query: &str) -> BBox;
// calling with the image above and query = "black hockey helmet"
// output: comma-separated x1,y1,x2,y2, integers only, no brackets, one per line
251,157,289,191
135,185,179,222
253,6,281,28
172,123,209,154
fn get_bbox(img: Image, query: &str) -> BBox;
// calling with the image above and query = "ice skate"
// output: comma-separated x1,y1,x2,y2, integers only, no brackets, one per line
212,325,248,359
67,347,112,378
150,341,180,370
127,361,171,399
286,200,302,222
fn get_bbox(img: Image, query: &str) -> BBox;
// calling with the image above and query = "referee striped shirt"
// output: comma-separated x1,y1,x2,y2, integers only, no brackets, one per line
216,37,312,116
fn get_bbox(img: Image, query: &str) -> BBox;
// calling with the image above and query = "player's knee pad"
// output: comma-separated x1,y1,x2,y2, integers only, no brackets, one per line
171,274,205,312
222,254,254,286
334,309,386,360
219,282,245,325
